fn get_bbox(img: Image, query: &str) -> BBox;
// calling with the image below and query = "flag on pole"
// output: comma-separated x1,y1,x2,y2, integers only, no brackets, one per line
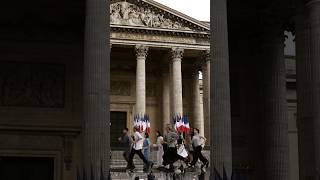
133,113,151,133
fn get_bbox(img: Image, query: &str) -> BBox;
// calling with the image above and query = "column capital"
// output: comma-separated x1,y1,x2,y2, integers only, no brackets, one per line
200,50,211,68
201,50,211,62
171,47,184,60
135,45,149,58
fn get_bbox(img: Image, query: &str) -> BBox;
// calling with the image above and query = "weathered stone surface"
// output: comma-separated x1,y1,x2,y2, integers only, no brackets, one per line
258,24,289,180
135,45,148,115
83,0,110,177
0,62,65,108
211,0,232,178
111,81,131,96
171,47,184,116
296,0,320,179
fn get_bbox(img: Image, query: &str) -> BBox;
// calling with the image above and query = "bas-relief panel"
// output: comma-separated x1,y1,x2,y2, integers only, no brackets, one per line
0,62,65,108
110,1,192,31
110,80,131,96
146,83,157,97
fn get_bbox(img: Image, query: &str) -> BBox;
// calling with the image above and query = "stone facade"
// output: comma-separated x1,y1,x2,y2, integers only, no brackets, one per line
1,0,315,179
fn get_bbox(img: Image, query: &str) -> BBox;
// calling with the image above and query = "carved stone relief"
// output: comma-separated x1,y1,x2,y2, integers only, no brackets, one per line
146,83,157,97
110,1,192,30
0,62,65,108
111,81,131,96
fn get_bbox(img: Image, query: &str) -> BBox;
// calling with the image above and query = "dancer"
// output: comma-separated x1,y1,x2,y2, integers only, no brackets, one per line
127,127,153,172
142,133,151,170
189,128,209,169
162,126,186,171
153,130,164,167
118,127,133,164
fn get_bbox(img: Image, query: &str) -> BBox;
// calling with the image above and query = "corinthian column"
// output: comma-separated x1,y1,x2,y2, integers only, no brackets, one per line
83,0,109,177
211,0,232,178
135,45,148,115
171,47,184,116
162,66,171,130
296,0,320,178
192,69,204,135
202,50,210,144
259,23,288,180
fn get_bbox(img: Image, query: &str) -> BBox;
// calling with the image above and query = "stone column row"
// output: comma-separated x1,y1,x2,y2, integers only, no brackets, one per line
132,46,185,130
134,45,207,137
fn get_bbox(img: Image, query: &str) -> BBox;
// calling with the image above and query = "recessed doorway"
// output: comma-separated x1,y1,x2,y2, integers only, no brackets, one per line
0,156,54,180
110,111,128,150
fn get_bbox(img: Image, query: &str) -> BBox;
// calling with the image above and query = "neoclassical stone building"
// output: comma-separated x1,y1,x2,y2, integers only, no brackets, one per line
110,0,210,147
1,0,320,179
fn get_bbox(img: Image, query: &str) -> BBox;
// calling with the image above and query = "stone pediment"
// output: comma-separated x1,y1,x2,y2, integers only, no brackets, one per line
110,0,209,33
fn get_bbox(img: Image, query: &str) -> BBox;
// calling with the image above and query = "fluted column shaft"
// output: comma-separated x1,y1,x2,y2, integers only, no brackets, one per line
171,48,184,116
192,69,204,135
259,24,288,180
211,0,232,178
135,45,148,115
202,51,210,144
162,67,171,130
296,0,320,178
83,0,109,177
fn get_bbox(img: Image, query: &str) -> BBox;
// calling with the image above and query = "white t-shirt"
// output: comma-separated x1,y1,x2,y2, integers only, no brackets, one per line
133,131,144,150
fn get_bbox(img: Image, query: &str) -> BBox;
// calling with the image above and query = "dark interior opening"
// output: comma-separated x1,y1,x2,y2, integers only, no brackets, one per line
0,156,54,180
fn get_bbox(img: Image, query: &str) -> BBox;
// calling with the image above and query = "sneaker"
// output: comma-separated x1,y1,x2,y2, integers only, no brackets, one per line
149,162,154,170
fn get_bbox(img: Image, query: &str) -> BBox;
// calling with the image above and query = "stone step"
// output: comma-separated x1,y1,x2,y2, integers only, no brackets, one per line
110,168,209,180
110,150,210,169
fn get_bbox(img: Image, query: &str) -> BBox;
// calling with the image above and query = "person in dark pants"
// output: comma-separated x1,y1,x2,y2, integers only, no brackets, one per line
118,127,133,164
189,128,209,169
162,126,186,171
127,127,153,171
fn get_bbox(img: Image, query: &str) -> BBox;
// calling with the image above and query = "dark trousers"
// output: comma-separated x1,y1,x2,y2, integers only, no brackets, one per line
163,147,185,166
123,150,130,163
128,148,149,167
191,146,208,165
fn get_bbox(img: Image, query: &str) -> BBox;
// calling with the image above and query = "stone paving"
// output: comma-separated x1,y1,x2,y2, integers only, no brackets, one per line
110,150,210,180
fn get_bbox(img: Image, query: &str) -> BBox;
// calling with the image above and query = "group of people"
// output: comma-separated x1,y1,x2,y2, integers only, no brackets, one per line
118,124,209,172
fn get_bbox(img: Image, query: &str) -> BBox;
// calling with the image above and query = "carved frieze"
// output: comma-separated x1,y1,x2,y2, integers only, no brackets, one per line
111,31,202,44
110,1,192,31
110,81,131,96
0,62,65,108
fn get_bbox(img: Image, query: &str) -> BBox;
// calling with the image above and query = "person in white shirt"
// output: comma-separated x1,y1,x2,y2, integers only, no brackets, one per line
189,128,209,169
127,126,153,171
153,130,164,167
